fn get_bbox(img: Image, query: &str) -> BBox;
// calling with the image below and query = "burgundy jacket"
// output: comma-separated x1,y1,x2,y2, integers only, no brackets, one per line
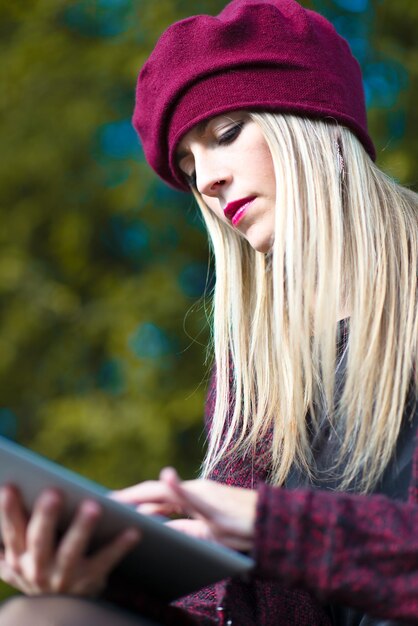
105,373,418,625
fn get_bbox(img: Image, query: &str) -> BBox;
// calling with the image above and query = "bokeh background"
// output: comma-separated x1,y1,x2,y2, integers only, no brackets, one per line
0,0,417,599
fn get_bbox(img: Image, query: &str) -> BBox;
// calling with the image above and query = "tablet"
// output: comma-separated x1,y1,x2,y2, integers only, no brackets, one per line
0,436,254,601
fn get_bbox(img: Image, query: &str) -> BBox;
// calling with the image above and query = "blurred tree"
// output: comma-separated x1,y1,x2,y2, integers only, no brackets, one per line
0,0,217,488
0,0,416,601
310,0,417,186
368,0,417,186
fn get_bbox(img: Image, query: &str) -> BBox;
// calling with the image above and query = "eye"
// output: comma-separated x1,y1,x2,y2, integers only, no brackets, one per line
217,121,244,146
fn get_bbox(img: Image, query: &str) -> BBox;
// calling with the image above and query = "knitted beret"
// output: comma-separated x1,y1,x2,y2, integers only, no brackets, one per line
133,0,375,191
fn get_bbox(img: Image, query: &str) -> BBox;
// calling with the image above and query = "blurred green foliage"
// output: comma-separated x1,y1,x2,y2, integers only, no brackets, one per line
0,0,220,487
0,0,416,600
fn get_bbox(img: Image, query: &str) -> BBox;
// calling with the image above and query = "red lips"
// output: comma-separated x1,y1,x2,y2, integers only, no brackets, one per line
224,196,256,221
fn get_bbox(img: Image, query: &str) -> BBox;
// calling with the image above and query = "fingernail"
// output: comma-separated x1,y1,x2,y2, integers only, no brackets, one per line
81,500,102,517
41,490,62,508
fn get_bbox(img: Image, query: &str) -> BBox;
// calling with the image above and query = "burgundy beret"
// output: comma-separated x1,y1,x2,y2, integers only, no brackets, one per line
133,0,375,191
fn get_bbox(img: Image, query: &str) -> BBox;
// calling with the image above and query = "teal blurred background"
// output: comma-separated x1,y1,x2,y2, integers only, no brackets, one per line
0,0,417,598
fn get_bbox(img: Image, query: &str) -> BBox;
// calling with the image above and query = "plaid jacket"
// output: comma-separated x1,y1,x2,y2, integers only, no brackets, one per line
105,372,418,625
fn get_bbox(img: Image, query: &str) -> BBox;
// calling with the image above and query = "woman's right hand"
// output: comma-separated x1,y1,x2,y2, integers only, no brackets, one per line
0,485,140,596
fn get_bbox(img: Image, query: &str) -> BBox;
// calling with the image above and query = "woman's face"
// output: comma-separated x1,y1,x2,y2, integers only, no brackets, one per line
176,112,276,253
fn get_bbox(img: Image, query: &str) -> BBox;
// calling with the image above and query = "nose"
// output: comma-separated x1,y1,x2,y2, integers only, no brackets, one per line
194,150,230,198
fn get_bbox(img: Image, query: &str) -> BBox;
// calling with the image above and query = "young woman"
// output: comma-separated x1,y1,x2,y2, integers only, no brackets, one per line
0,1,417,625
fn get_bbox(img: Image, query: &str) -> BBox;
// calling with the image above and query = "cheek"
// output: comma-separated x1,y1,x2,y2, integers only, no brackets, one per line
258,148,276,189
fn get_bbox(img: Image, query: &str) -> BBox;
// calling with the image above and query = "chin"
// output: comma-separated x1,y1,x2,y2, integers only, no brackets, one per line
244,223,274,254
253,243,271,253
247,234,274,254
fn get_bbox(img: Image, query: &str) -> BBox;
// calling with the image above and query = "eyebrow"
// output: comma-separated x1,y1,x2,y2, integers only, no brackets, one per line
176,119,210,163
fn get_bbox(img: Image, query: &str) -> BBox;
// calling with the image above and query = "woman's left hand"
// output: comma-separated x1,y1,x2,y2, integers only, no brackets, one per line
111,469,258,553
0,486,140,596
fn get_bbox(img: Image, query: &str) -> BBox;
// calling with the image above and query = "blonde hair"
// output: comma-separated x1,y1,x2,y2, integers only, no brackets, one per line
195,112,417,493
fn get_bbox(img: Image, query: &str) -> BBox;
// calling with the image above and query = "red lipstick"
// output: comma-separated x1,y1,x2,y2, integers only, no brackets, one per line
224,196,256,225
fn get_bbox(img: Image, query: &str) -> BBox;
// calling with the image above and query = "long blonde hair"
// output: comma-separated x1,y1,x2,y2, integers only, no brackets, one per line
195,112,417,493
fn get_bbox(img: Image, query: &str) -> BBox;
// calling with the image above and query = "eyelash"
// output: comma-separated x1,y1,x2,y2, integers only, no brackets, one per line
217,121,244,146
185,121,244,189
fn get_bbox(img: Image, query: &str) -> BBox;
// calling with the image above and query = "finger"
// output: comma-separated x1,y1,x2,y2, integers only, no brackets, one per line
0,548,37,594
80,528,141,594
160,468,219,522
109,481,175,506
52,500,102,591
166,518,215,541
214,534,254,552
136,503,165,515
0,485,28,567
0,556,31,594
136,502,182,516
167,518,252,551
24,490,63,585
